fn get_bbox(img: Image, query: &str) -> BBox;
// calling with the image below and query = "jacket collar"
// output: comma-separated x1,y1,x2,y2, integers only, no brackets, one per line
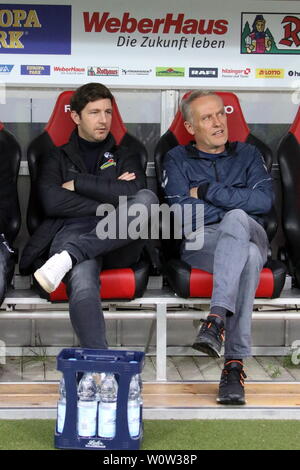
61,129,116,172
185,140,238,160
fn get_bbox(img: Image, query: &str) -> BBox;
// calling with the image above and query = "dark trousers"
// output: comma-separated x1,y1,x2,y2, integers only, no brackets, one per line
50,189,158,349
0,234,15,306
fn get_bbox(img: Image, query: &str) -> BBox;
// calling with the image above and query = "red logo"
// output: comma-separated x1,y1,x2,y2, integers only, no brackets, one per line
279,15,300,47
83,12,228,35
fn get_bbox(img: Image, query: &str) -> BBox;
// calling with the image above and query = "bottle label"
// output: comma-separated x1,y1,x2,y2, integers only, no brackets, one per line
77,401,97,437
98,402,116,438
128,403,140,437
56,402,66,434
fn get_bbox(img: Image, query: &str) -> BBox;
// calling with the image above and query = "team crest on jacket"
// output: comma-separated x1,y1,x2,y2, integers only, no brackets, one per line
100,152,116,170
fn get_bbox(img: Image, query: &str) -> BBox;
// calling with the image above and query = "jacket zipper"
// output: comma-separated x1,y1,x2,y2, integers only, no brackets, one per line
212,160,219,182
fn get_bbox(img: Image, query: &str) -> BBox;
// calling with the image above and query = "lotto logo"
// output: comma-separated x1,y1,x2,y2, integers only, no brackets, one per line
256,68,284,78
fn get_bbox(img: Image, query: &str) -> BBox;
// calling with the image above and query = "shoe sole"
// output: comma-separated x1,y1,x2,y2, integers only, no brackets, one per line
217,396,246,405
34,269,55,293
192,341,221,358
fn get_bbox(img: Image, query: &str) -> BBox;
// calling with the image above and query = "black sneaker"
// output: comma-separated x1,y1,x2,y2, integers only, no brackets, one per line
217,360,247,405
192,315,225,358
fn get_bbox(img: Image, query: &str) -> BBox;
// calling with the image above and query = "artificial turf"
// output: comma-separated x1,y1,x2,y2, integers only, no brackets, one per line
0,419,299,450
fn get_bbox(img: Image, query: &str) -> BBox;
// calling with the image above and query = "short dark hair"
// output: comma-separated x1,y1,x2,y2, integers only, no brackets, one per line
70,82,114,115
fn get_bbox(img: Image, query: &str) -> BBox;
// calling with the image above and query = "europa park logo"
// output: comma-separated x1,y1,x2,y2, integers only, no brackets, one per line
0,5,71,54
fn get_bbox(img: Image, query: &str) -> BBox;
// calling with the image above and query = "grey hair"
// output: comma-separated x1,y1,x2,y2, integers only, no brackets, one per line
180,90,221,124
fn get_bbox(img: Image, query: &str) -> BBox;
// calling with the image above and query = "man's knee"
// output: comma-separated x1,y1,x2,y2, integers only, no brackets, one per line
135,189,159,208
222,209,248,224
220,209,250,238
66,260,100,296
246,243,264,272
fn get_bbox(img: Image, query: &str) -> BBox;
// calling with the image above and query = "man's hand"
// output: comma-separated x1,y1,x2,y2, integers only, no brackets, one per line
118,172,136,181
190,182,210,200
62,180,75,191
190,182,210,199
189,187,198,198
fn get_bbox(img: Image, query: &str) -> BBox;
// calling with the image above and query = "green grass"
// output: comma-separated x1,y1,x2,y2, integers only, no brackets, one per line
0,420,299,450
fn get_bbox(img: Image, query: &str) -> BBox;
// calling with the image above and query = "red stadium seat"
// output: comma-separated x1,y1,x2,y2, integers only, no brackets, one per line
0,123,21,243
155,91,286,299
0,124,21,298
278,105,300,287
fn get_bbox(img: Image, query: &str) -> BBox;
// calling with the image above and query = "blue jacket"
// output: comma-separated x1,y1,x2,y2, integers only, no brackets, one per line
162,141,274,230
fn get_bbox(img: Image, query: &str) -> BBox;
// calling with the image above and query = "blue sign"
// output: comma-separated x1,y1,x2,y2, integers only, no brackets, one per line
0,4,71,54
0,64,13,72
21,65,50,75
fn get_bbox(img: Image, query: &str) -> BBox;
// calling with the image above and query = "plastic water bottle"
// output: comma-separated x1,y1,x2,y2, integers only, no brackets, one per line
56,376,66,434
77,372,98,437
127,374,141,438
92,372,105,401
98,373,118,439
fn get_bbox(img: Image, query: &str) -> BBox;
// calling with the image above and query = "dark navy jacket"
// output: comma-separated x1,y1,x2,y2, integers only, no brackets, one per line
162,141,274,229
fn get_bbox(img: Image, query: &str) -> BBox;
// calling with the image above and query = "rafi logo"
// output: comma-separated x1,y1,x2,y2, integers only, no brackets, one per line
0,63,13,73
189,67,218,78
0,5,71,54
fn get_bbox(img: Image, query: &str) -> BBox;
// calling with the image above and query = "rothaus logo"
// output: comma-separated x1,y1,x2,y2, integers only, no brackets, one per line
83,12,228,35
0,9,41,49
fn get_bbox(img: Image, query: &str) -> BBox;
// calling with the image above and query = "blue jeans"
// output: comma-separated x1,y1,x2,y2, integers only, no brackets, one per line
181,209,269,358
50,189,158,349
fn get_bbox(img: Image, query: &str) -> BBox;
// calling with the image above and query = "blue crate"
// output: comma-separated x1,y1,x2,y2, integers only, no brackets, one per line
54,348,144,450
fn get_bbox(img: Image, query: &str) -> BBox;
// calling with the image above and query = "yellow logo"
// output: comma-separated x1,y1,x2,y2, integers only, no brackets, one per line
0,9,41,49
255,68,285,78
